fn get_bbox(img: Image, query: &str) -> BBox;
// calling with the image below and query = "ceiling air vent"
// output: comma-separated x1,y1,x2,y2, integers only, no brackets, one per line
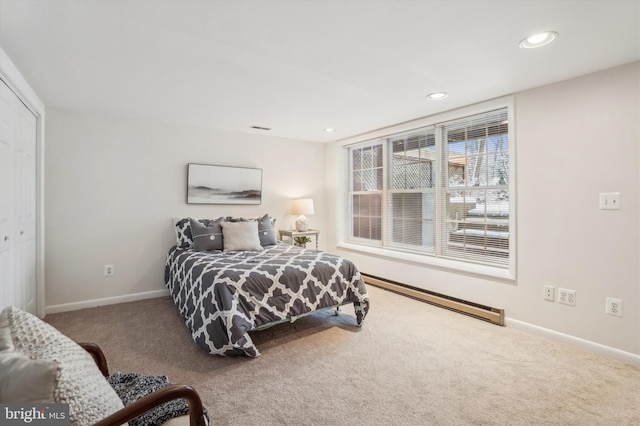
251,126,271,131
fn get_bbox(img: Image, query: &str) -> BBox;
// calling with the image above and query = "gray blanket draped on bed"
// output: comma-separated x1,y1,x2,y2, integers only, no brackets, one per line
165,243,369,357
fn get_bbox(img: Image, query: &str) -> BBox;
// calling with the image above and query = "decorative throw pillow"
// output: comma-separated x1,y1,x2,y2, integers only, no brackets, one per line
221,221,263,252
224,215,276,228
174,217,221,249
4,306,124,425
255,214,277,246
221,216,251,224
190,217,224,251
0,308,13,352
174,217,193,248
0,309,58,403
0,351,58,403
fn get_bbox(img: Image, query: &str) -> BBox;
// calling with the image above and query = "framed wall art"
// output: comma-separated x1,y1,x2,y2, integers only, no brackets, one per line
187,163,262,205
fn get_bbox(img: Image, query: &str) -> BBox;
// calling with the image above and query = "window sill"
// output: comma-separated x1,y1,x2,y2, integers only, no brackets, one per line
336,242,515,281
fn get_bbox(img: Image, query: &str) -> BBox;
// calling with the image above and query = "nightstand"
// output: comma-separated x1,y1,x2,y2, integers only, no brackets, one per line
279,229,320,250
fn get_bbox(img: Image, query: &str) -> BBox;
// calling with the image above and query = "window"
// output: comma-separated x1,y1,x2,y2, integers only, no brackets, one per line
389,129,436,251
350,144,382,241
346,107,512,270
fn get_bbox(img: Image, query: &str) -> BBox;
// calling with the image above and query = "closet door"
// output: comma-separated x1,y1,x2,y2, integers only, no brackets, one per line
0,79,37,314
15,89,37,314
0,79,16,311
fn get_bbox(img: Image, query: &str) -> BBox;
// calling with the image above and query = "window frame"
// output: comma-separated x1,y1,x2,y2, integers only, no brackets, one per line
338,97,516,280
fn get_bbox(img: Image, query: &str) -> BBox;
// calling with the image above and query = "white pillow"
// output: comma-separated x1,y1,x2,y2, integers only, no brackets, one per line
4,306,124,426
0,309,58,403
0,350,58,402
221,221,263,252
0,308,14,352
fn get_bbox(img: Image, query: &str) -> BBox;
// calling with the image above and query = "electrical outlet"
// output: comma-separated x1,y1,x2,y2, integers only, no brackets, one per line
558,288,576,306
543,285,554,302
104,264,114,277
605,297,623,317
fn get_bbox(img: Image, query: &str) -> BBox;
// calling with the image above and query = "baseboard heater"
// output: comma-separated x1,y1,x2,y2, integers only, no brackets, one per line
361,273,505,326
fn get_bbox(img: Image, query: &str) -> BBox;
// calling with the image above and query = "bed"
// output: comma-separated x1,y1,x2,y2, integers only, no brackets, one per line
165,216,369,357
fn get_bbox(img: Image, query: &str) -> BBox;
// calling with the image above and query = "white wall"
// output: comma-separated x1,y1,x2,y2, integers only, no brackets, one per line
326,61,640,357
45,111,327,308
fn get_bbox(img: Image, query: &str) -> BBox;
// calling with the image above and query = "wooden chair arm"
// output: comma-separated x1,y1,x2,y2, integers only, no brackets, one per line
79,342,110,377
92,384,207,426
80,342,207,426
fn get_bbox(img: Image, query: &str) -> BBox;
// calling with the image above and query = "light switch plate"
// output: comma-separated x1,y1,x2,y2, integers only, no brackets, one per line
599,192,621,210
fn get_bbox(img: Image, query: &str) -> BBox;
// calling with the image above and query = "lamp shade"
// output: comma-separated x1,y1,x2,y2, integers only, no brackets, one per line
292,198,315,215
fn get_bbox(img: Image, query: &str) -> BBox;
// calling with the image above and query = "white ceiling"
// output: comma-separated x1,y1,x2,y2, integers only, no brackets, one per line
1,0,638,142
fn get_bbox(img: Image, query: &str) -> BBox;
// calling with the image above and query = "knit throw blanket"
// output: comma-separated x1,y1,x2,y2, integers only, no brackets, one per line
108,372,209,426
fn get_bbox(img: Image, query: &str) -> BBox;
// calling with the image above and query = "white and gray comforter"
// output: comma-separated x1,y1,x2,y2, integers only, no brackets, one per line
164,243,369,357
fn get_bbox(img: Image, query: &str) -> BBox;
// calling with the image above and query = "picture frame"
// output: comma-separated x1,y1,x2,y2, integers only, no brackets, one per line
187,163,262,205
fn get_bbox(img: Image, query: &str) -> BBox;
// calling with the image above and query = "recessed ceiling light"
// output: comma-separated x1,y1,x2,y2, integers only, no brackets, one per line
427,92,448,100
324,128,336,133
519,31,558,49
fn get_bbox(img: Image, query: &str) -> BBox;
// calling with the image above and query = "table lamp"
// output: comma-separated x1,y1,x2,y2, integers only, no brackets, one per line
292,198,314,231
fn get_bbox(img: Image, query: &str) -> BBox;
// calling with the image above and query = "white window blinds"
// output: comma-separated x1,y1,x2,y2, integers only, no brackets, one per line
349,142,383,243
440,108,510,266
387,128,436,253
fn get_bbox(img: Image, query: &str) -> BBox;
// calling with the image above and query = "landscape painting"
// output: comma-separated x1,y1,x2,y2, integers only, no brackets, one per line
187,164,262,205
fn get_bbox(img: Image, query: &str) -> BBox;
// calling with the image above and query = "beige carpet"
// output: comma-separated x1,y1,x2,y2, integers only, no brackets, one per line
45,286,639,426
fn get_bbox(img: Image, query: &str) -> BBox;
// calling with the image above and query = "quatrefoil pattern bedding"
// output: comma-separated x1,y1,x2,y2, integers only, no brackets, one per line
165,243,369,357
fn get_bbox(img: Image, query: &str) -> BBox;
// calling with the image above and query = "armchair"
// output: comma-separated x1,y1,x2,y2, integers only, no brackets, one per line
0,306,207,426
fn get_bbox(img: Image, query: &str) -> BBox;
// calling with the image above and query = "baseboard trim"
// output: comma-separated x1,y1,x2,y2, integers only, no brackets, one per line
45,289,170,315
506,318,640,367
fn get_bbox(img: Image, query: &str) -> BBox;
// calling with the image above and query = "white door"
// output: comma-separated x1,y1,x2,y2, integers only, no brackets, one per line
0,79,37,314
15,91,37,314
0,80,16,311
